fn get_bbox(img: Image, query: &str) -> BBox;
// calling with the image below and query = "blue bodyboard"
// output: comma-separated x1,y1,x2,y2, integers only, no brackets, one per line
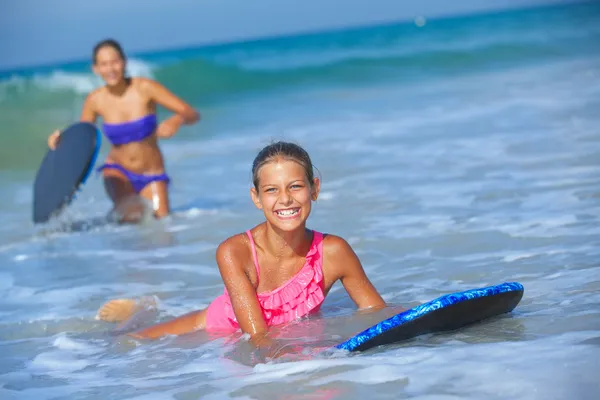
33,122,101,223
336,282,524,352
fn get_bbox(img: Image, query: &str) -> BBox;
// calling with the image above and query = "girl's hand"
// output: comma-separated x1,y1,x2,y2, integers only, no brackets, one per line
248,333,304,360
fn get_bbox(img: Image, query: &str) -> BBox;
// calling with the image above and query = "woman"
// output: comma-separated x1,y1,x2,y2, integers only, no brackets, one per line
48,39,200,222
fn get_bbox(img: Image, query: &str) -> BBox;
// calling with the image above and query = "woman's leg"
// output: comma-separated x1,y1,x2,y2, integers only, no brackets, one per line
102,168,147,223
139,180,170,219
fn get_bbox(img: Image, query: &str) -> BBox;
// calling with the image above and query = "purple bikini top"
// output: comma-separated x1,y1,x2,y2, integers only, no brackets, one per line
102,114,157,146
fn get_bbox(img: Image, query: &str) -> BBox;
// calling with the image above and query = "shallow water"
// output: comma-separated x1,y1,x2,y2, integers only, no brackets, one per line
1,3,600,399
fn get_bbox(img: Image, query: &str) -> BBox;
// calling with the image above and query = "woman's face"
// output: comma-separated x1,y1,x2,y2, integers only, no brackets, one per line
93,46,126,87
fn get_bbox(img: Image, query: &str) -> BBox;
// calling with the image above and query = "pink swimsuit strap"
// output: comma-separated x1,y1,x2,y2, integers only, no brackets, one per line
245,230,261,282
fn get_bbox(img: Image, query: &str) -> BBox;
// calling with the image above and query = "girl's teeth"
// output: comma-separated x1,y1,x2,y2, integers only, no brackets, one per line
277,209,298,216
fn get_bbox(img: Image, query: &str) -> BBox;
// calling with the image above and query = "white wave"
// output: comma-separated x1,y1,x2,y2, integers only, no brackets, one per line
32,70,103,94
0,58,155,97
52,333,101,355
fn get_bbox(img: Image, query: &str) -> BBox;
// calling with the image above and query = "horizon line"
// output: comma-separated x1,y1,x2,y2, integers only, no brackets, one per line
0,0,584,75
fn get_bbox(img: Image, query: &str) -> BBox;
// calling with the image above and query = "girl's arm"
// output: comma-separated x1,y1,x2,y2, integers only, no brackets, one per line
324,235,386,309
215,236,271,346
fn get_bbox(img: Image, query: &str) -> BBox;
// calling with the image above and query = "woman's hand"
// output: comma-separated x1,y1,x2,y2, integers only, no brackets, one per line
48,130,61,150
156,115,183,139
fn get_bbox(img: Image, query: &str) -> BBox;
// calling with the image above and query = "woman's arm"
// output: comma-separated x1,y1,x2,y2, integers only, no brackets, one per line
141,78,199,138
48,92,98,149
324,235,386,309
143,78,199,123
80,92,98,123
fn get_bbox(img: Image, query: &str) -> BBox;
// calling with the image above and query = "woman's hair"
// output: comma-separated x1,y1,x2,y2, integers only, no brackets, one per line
92,39,126,64
252,141,315,189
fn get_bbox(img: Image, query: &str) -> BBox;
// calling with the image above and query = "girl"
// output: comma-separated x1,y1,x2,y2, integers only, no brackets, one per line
48,39,200,221
97,141,386,348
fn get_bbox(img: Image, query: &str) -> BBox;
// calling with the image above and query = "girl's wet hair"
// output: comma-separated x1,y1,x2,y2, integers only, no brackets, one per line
252,141,315,189
93,39,126,64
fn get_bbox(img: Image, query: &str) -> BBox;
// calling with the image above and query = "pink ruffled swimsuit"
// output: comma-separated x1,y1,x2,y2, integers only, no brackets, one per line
205,230,325,332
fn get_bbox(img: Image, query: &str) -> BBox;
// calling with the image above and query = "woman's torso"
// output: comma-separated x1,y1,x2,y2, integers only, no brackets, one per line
93,78,165,174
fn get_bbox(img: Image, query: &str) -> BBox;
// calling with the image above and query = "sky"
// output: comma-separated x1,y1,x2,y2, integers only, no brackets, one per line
0,0,579,71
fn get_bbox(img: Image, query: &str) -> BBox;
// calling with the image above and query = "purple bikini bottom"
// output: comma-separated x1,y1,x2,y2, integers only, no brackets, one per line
97,163,170,193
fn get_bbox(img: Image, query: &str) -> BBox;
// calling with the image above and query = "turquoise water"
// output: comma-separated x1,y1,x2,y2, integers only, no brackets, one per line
1,2,600,399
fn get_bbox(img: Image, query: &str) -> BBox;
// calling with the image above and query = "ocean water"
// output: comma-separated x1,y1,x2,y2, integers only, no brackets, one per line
1,1,600,399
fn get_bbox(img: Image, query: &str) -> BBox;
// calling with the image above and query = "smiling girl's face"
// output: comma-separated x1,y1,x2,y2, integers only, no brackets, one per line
251,158,320,232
